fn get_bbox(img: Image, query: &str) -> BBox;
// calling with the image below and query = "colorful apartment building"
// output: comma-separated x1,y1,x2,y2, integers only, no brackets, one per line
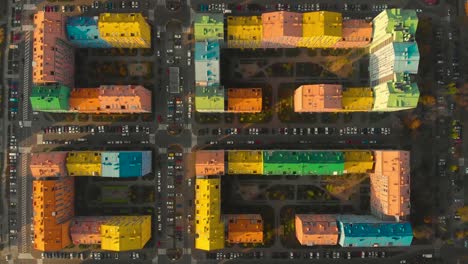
337,215,413,247
195,150,225,176
30,152,68,178
263,150,304,175
194,13,224,41
69,85,151,113
227,150,264,175
227,16,263,48
33,11,74,88
30,84,70,112
370,42,419,86
101,216,151,251
341,87,374,111
70,216,112,245
295,214,339,246
227,88,262,113
31,151,152,177
226,214,263,244
372,73,420,111
101,151,152,178
262,11,303,48
263,150,344,176
344,151,374,174
294,84,343,112
299,11,342,48
195,41,220,87
68,88,100,112
195,178,225,251
66,16,111,48
195,86,225,112
66,151,102,176
302,151,345,175
370,9,418,50
33,178,74,251
98,13,151,48
333,19,373,48
370,151,410,220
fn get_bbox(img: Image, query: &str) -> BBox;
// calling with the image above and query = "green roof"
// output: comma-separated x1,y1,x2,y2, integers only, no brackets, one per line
386,74,420,108
30,84,70,112
195,86,225,112
194,13,224,41
263,151,303,175
262,150,345,176
385,9,418,42
302,151,345,175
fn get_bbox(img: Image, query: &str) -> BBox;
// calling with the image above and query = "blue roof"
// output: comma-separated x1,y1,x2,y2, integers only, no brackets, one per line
66,16,111,48
338,215,413,247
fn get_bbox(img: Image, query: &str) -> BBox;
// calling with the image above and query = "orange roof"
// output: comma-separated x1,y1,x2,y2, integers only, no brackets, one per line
30,152,68,178
69,86,152,113
195,151,225,176
370,151,410,219
262,11,303,47
334,19,372,48
227,214,263,244
98,85,152,113
295,214,338,246
227,88,262,113
69,88,101,112
33,178,74,251
32,11,73,87
294,84,343,112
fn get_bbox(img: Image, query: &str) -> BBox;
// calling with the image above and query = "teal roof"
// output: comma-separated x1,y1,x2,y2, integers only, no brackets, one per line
393,42,419,74
338,215,413,247
66,16,111,48
101,151,151,178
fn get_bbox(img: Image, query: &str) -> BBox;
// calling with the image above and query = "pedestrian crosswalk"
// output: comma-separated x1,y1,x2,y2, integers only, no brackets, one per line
22,31,31,121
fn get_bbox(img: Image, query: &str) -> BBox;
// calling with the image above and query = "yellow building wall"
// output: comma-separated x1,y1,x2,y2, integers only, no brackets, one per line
66,152,102,176
227,16,263,48
100,216,151,251
98,13,151,48
195,178,224,251
299,11,342,48
344,151,375,173
227,150,264,175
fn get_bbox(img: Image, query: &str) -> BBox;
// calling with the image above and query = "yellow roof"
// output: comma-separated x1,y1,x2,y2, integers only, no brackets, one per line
101,216,151,251
195,178,224,251
227,150,264,175
227,16,263,42
344,151,375,173
342,87,374,111
303,11,342,37
66,152,102,176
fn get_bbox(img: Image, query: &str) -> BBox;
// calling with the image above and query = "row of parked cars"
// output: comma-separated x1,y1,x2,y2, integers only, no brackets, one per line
42,252,85,260
8,80,18,120
42,125,150,135
7,125,18,242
